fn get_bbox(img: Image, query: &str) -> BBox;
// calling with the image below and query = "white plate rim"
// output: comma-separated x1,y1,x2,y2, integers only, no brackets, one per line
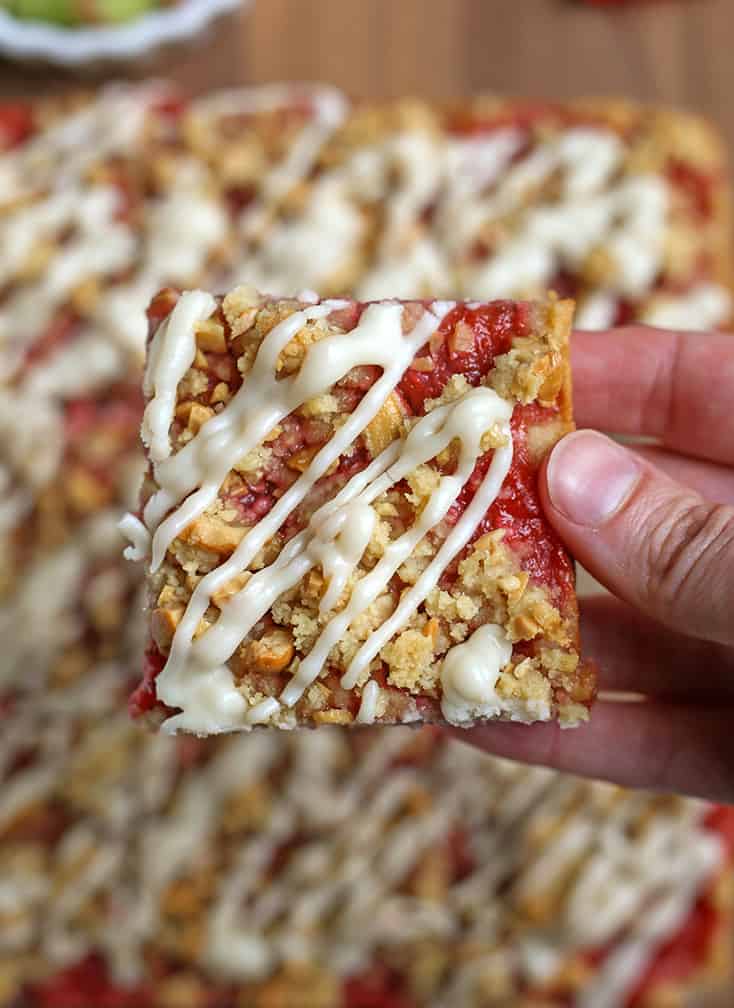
0,0,245,64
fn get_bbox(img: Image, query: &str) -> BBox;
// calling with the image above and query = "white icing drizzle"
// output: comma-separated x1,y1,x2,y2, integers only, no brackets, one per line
356,679,380,724
150,298,460,729
0,511,127,691
574,291,618,331
440,624,514,724
0,84,159,206
189,84,349,294
574,808,723,1008
642,282,733,330
337,400,512,693
311,499,377,614
193,84,347,230
139,294,521,732
118,513,151,563
0,388,62,532
22,332,124,399
463,164,667,303
147,161,229,285
145,298,345,563
1,708,726,1006
0,83,349,707
280,386,512,704
210,98,728,330
0,91,233,387
0,186,136,381
220,111,728,328
141,290,216,464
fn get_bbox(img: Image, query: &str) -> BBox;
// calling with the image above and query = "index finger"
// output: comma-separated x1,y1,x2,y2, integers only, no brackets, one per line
448,700,734,803
571,326,734,466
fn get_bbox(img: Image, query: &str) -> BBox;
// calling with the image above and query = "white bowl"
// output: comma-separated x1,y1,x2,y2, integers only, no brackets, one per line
0,0,246,65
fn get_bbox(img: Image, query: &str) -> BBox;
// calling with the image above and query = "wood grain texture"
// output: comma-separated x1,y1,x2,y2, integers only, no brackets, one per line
1,0,733,164
0,1,731,1004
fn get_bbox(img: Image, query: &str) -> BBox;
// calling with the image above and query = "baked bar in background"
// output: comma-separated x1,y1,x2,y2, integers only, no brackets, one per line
3,727,733,1008
129,287,593,733
188,89,732,329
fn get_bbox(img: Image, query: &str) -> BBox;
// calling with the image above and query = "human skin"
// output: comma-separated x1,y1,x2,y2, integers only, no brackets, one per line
455,326,734,803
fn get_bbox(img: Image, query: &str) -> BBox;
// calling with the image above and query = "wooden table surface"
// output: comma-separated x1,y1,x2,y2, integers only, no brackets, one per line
0,0,732,157
2,0,734,167
1,1,732,1004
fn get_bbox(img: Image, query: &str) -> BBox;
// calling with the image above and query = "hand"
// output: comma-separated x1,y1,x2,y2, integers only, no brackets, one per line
456,325,734,802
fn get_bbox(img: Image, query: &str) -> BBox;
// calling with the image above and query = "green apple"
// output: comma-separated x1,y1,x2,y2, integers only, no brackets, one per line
9,0,77,25
86,0,158,24
7,0,161,24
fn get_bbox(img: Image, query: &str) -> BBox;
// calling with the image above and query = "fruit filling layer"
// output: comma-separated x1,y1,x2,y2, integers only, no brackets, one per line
127,287,593,734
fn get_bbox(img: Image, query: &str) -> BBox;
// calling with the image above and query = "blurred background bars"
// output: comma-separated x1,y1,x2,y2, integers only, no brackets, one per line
2,0,734,153
1,1,733,1006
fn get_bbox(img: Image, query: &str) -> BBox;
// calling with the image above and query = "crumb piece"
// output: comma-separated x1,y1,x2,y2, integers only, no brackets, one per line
398,538,435,585
222,284,260,337
425,588,478,624
287,446,320,472
559,702,591,727
405,464,441,507
178,368,209,400
241,629,295,674
364,392,406,455
168,538,222,577
180,514,246,557
540,647,580,678
508,592,568,646
364,517,392,564
490,342,563,405
450,621,469,643
350,593,396,640
313,708,354,725
195,319,226,354
176,401,215,435
424,373,471,411
277,318,330,375
301,393,340,417
382,628,437,692
306,682,330,711
210,381,231,405
480,423,510,452
232,444,272,477
151,606,183,650
497,657,552,705
290,608,320,652
449,319,475,353
211,571,251,609
490,301,571,406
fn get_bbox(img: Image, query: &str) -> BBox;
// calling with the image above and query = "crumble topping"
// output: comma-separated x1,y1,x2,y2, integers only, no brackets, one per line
129,290,588,733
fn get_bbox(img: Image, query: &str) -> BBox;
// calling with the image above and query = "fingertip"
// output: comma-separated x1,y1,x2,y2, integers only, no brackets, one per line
543,428,734,644
444,720,564,769
447,703,734,803
544,429,642,530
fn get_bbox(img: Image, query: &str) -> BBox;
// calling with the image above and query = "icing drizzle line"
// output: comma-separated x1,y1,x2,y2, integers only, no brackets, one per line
136,292,516,733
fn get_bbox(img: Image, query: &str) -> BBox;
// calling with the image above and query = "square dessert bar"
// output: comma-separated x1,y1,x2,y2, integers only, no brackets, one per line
127,286,595,734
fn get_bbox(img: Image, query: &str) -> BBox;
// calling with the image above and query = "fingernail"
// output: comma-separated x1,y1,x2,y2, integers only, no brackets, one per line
547,430,641,528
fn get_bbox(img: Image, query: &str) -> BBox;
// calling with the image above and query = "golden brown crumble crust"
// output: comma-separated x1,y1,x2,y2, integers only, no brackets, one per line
143,290,591,728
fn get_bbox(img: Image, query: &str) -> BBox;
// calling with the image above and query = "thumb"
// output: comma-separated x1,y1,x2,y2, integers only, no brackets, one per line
542,430,734,646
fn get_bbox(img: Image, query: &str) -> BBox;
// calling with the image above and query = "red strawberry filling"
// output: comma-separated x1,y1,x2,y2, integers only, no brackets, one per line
0,101,34,150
